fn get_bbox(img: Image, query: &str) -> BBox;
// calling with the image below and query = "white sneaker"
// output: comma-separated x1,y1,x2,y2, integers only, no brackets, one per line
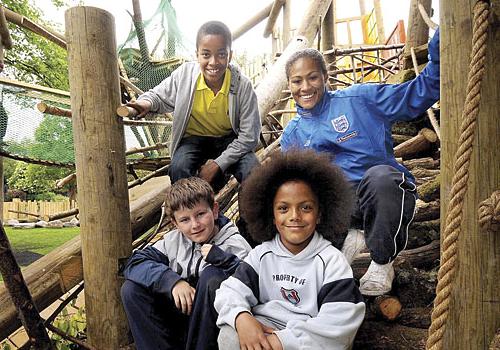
359,261,395,296
341,229,367,264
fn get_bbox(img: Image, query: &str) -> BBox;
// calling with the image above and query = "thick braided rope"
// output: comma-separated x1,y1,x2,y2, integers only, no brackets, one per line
426,2,490,349
478,190,500,233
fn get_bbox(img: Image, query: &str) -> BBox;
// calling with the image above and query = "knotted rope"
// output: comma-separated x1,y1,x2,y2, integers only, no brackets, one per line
478,190,500,233
426,1,491,349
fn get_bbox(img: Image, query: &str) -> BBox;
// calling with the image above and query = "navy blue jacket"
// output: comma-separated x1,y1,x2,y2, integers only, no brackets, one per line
122,215,251,301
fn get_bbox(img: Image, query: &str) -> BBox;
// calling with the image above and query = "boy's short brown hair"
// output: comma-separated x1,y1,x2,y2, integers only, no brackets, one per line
165,177,215,220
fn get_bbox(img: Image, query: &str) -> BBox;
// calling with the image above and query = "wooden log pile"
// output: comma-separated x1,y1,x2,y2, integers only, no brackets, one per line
352,97,441,350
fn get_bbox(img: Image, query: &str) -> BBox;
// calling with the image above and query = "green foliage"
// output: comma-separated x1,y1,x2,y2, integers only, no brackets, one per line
2,158,17,181
7,162,71,199
31,115,74,162
0,341,12,350
3,0,69,90
50,305,86,350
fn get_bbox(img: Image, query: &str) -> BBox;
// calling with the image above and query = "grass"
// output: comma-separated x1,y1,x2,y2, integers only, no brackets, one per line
4,226,80,262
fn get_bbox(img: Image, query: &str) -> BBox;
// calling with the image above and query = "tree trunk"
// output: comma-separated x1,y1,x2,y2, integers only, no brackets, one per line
0,224,53,349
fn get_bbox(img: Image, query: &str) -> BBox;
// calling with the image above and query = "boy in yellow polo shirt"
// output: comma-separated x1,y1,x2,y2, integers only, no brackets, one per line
128,21,261,191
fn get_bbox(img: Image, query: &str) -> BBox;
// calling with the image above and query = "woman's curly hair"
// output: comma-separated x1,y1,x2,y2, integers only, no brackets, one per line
239,149,353,248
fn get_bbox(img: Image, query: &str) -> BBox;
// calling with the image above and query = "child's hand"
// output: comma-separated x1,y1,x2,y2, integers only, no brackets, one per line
125,100,152,119
171,280,195,315
235,312,275,349
267,333,283,350
201,244,213,260
198,159,222,186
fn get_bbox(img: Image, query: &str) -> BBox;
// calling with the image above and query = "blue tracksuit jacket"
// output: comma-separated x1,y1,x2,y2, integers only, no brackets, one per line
281,29,440,184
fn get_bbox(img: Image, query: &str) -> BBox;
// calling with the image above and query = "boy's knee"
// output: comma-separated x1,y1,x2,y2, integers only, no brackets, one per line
198,266,227,294
120,280,141,304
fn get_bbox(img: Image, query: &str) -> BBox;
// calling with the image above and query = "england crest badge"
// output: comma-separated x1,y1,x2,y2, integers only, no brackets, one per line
280,287,301,305
332,115,349,133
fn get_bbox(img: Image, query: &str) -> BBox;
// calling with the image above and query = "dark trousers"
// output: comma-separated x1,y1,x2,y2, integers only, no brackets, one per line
121,266,228,350
169,134,259,191
351,165,417,264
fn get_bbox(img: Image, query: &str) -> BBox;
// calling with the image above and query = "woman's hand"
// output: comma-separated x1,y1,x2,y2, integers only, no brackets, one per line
235,312,275,350
171,280,195,315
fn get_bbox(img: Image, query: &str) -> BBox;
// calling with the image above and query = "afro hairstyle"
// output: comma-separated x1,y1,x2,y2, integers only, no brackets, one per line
239,149,353,248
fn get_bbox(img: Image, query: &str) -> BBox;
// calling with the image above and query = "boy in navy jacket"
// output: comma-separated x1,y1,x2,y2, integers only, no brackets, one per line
121,177,251,350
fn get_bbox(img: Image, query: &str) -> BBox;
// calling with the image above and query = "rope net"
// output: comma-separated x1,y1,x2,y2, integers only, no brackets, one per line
0,0,193,167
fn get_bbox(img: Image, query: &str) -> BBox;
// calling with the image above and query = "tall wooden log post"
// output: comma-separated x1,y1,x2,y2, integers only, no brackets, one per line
440,0,499,348
321,2,335,90
320,2,334,52
373,0,385,44
282,0,291,48
403,0,431,68
255,0,333,121
65,7,131,349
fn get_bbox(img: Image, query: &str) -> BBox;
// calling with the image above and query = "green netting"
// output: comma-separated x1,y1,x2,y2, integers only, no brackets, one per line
0,0,191,166
118,0,189,92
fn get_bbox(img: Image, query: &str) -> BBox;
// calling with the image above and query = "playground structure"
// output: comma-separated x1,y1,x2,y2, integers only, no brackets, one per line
0,0,498,349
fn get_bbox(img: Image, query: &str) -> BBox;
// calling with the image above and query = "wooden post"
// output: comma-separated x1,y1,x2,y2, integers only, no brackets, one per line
403,0,431,68
232,1,274,40
282,0,291,47
440,0,500,348
373,0,385,44
321,2,334,52
263,0,285,38
65,7,131,349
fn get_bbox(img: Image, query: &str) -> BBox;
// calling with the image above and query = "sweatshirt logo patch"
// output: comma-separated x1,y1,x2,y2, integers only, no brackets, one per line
280,287,301,305
332,115,349,133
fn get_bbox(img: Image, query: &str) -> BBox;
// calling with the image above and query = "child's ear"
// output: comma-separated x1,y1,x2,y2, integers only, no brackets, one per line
228,50,233,63
171,217,179,229
212,201,219,218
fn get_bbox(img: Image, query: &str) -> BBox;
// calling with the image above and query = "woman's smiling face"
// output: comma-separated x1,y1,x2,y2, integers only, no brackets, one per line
287,57,328,110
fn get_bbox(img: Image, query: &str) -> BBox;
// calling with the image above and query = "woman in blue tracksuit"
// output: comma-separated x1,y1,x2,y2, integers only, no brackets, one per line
280,29,440,296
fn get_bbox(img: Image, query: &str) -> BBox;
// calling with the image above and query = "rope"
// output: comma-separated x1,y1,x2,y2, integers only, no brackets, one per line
478,190,500,233
426,1,491,349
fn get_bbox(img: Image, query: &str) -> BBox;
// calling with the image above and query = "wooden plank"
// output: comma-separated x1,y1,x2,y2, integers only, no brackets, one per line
0,77,70,97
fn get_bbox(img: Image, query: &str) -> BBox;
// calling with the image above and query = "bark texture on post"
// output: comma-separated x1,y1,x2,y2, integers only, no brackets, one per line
65,7,131,348
439,0,500,348
403,0,431,68
320,2,334,52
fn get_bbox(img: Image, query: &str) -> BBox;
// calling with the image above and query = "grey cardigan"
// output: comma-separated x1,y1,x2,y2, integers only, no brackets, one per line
138,62,261,172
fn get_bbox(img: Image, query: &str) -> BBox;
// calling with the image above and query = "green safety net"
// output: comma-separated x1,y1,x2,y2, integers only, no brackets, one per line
0,0,190,166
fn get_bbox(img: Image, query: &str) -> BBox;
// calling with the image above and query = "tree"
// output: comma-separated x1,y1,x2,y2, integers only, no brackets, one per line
6,115,74,200
2,0,69,90
7,162,71,200
31,115,74,163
